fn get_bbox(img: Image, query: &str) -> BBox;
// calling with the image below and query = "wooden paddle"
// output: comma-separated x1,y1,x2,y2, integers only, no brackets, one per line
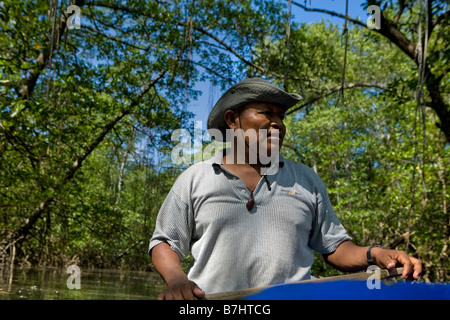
204,267,404,300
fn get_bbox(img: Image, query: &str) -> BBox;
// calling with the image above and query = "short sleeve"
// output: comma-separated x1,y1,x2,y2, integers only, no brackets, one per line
308,178,352,254
148,188,194,261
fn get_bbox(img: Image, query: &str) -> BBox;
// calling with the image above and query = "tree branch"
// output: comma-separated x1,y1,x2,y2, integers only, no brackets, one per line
291,0,367,28
430,9,450,36
194,27,266,74
393,0,406,25
287,82,392,115
180,59,233,82
291,0,449,142
19,0,86,100
83,25,147,51
84,0,135,14
9,68,167,244
291,0,417,62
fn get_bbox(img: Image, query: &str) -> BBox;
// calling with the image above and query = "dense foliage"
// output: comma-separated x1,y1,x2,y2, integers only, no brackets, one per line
1,0,448,282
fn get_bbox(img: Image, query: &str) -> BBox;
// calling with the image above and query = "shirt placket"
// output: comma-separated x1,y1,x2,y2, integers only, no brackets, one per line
219,165,266,210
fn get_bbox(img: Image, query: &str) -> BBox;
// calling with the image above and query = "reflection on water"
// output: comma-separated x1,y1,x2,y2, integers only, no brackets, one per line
0,267,166,300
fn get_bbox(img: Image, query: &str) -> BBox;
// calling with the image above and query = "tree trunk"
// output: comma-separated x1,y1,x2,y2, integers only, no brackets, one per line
114,133,135,210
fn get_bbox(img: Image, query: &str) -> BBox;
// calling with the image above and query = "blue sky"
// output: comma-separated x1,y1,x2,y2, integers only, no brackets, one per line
188,0,368,126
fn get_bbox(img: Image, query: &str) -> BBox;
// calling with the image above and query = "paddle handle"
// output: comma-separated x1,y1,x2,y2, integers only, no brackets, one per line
204,267,404,300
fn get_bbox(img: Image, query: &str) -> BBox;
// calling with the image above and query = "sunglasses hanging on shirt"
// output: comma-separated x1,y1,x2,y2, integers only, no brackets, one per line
246,192,255,211
246,176,271,211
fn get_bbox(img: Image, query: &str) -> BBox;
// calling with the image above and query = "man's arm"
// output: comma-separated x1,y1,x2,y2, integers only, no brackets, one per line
323,240,422,280
151,242,205,300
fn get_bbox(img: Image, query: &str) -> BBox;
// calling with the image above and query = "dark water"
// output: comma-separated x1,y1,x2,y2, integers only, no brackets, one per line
0,267,166,300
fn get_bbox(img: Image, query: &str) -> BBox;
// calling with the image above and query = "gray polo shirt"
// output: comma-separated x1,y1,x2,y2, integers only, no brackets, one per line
149,149,351,294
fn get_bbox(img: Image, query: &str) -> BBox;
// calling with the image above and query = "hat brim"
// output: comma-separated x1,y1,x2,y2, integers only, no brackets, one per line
207,78,301,141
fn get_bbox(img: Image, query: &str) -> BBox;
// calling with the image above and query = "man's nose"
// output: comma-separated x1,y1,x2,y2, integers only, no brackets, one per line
270,116,285,131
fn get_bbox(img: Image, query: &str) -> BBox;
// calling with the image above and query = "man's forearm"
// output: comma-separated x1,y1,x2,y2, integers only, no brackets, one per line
152,242,206,300
151,242,188,286
323,240,372,272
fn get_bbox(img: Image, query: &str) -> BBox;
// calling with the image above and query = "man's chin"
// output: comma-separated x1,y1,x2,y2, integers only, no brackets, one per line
260,142,282,158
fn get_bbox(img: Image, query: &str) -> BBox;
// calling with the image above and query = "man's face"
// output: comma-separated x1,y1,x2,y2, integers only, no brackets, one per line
234,102,286,160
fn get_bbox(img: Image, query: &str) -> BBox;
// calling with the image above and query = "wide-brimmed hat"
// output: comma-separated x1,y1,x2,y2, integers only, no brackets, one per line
207,77,301,141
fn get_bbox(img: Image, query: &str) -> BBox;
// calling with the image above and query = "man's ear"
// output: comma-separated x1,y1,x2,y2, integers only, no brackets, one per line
223,110,240,130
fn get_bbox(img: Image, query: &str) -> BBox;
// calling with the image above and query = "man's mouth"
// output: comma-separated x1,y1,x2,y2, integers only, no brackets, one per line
266,131,283,142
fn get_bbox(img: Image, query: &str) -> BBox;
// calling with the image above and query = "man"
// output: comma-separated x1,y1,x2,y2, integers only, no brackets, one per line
149,78,422,300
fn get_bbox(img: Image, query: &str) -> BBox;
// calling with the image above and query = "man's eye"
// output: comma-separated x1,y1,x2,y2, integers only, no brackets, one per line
261,111,285,120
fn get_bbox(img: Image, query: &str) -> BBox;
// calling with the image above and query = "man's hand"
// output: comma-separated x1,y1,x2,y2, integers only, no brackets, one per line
370,247,422,280
152,242,206,300
157,279,205,300
324,241,422,280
